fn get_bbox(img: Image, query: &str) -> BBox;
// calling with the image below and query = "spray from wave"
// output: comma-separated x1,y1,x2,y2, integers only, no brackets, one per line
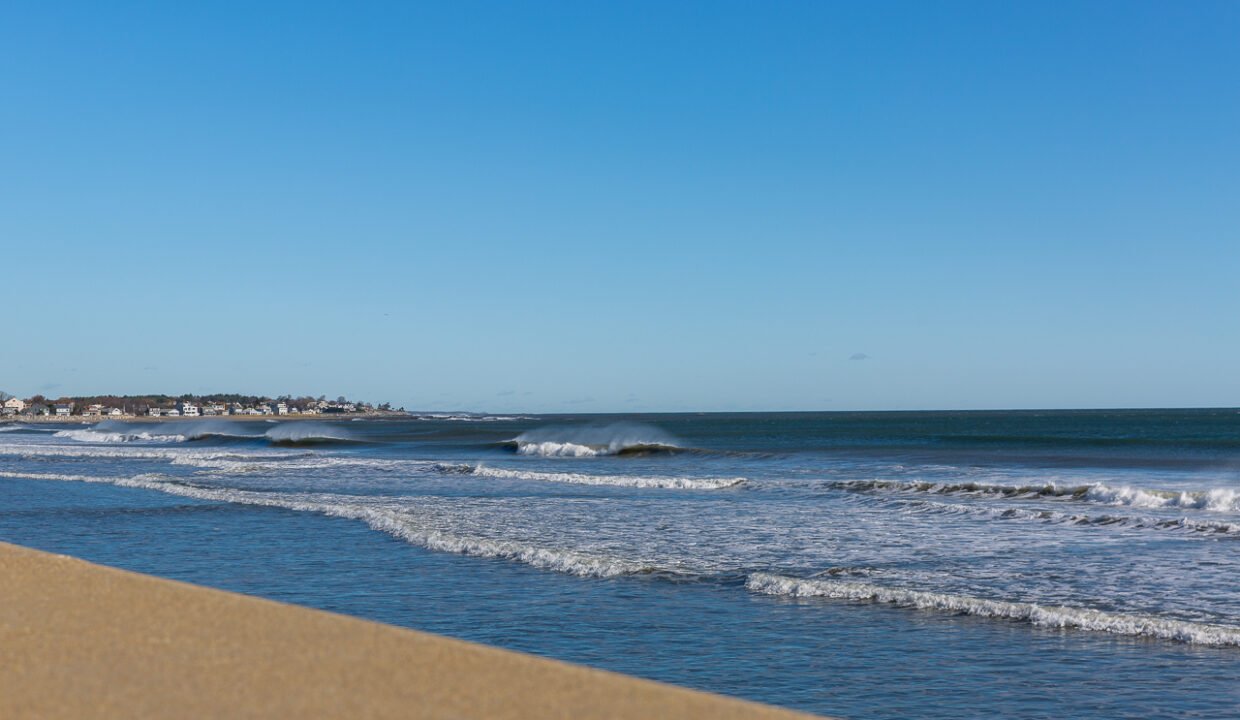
505,422,686,457
262,422,357,446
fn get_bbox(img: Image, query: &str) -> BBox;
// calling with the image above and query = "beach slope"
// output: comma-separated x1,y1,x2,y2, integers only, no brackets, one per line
0,542,821,719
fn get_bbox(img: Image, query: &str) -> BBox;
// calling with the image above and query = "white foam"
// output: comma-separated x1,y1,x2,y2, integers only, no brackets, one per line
516,441,603,457
3,469,673,579
837,479,1240,514
746,573,1240,646
53,429,187,443
471,465,744,490
1084,485,1240,513
885,496,1240,536
510,422,683,457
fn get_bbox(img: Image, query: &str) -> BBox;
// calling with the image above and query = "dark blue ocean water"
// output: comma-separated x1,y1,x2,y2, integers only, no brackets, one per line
2,410,1239,718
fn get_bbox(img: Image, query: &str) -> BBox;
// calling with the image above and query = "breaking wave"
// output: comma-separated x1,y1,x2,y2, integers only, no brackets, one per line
53,428,188,443
464,464,745,490
505,422,687,457
830,478,1240,514
43,421,357,447
874,496,1240,536
262,422,358,446
745,573,1240,647
0,469,681,579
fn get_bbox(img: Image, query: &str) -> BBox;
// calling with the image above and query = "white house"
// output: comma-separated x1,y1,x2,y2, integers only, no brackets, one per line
107,407,124,417
165,408,181,417
148,407,163,417
177,401,200,418
83,404,104,418
273,401,288,415
3,398,26,413
54,404,72,416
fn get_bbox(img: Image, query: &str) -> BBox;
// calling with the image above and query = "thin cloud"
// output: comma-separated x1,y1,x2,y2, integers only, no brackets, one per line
849,353,870,361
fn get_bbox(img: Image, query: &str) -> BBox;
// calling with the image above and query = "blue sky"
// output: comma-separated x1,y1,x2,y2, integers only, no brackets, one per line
2,1,1237,411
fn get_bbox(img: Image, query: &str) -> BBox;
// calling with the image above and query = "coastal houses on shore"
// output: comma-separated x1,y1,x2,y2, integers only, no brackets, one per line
1,393,384,419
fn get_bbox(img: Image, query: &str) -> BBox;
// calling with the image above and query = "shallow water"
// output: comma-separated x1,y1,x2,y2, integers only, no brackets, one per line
2,410,1239,718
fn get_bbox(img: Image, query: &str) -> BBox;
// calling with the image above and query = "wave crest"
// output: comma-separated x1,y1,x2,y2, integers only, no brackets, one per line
746,573,1240,646
468,465,745,490
832,479,1240,514
507,422,685,457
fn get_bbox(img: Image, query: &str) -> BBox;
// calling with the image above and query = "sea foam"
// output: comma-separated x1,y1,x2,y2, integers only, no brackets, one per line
745,573,1240,646
468,465,745,490
832,479,1240,514
0,469,676,579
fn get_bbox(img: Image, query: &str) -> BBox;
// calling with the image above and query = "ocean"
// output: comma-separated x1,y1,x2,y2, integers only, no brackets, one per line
1,410,1238,718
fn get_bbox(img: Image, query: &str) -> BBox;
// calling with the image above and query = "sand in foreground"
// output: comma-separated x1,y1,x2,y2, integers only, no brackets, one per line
0,542,824,719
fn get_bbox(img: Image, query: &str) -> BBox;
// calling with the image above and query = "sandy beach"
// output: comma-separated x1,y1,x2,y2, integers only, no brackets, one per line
0,542,822,719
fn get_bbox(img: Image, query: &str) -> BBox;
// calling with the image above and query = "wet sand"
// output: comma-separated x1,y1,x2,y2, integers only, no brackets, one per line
0,542,823,719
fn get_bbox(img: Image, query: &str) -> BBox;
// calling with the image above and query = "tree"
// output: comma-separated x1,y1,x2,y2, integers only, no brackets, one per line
0,390,12,401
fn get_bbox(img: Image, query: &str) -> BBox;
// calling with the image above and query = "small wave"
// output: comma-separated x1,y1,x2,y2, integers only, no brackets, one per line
466,465,745,490
410,413,535,422
878,496,1240,536
745,573,1240,647
830,479,1240,514
7,469,681,579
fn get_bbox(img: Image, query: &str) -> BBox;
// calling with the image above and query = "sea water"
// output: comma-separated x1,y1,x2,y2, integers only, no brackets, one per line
1,410,1238,718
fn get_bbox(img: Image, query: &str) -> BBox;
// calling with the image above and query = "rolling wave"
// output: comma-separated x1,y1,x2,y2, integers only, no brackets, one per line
506,440,686,457
745,573,1240,647
0,470,684,579
6,467,1239,646
53,429,188,443
871,496,1240,536
504,422,690,457
44,421,359,448
829,479,1240,514
465,464,745,490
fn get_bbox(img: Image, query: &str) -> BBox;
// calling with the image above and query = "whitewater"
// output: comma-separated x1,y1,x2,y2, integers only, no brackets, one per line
2,410,1239,719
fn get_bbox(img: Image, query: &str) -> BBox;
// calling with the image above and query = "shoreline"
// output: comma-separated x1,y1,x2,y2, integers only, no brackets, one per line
0,412,401,424
0,542,822,719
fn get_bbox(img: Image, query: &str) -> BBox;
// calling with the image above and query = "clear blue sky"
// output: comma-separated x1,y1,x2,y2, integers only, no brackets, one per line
2,1,1237,412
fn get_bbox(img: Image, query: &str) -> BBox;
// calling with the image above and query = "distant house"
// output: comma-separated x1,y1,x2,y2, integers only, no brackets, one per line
203,403,227,416
3,398,26,413
165,408,181,417
270,402,288,415
177,401,199,418
148,407,163,417
54,404,72,416
107,407,124,417
83,404,104,418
